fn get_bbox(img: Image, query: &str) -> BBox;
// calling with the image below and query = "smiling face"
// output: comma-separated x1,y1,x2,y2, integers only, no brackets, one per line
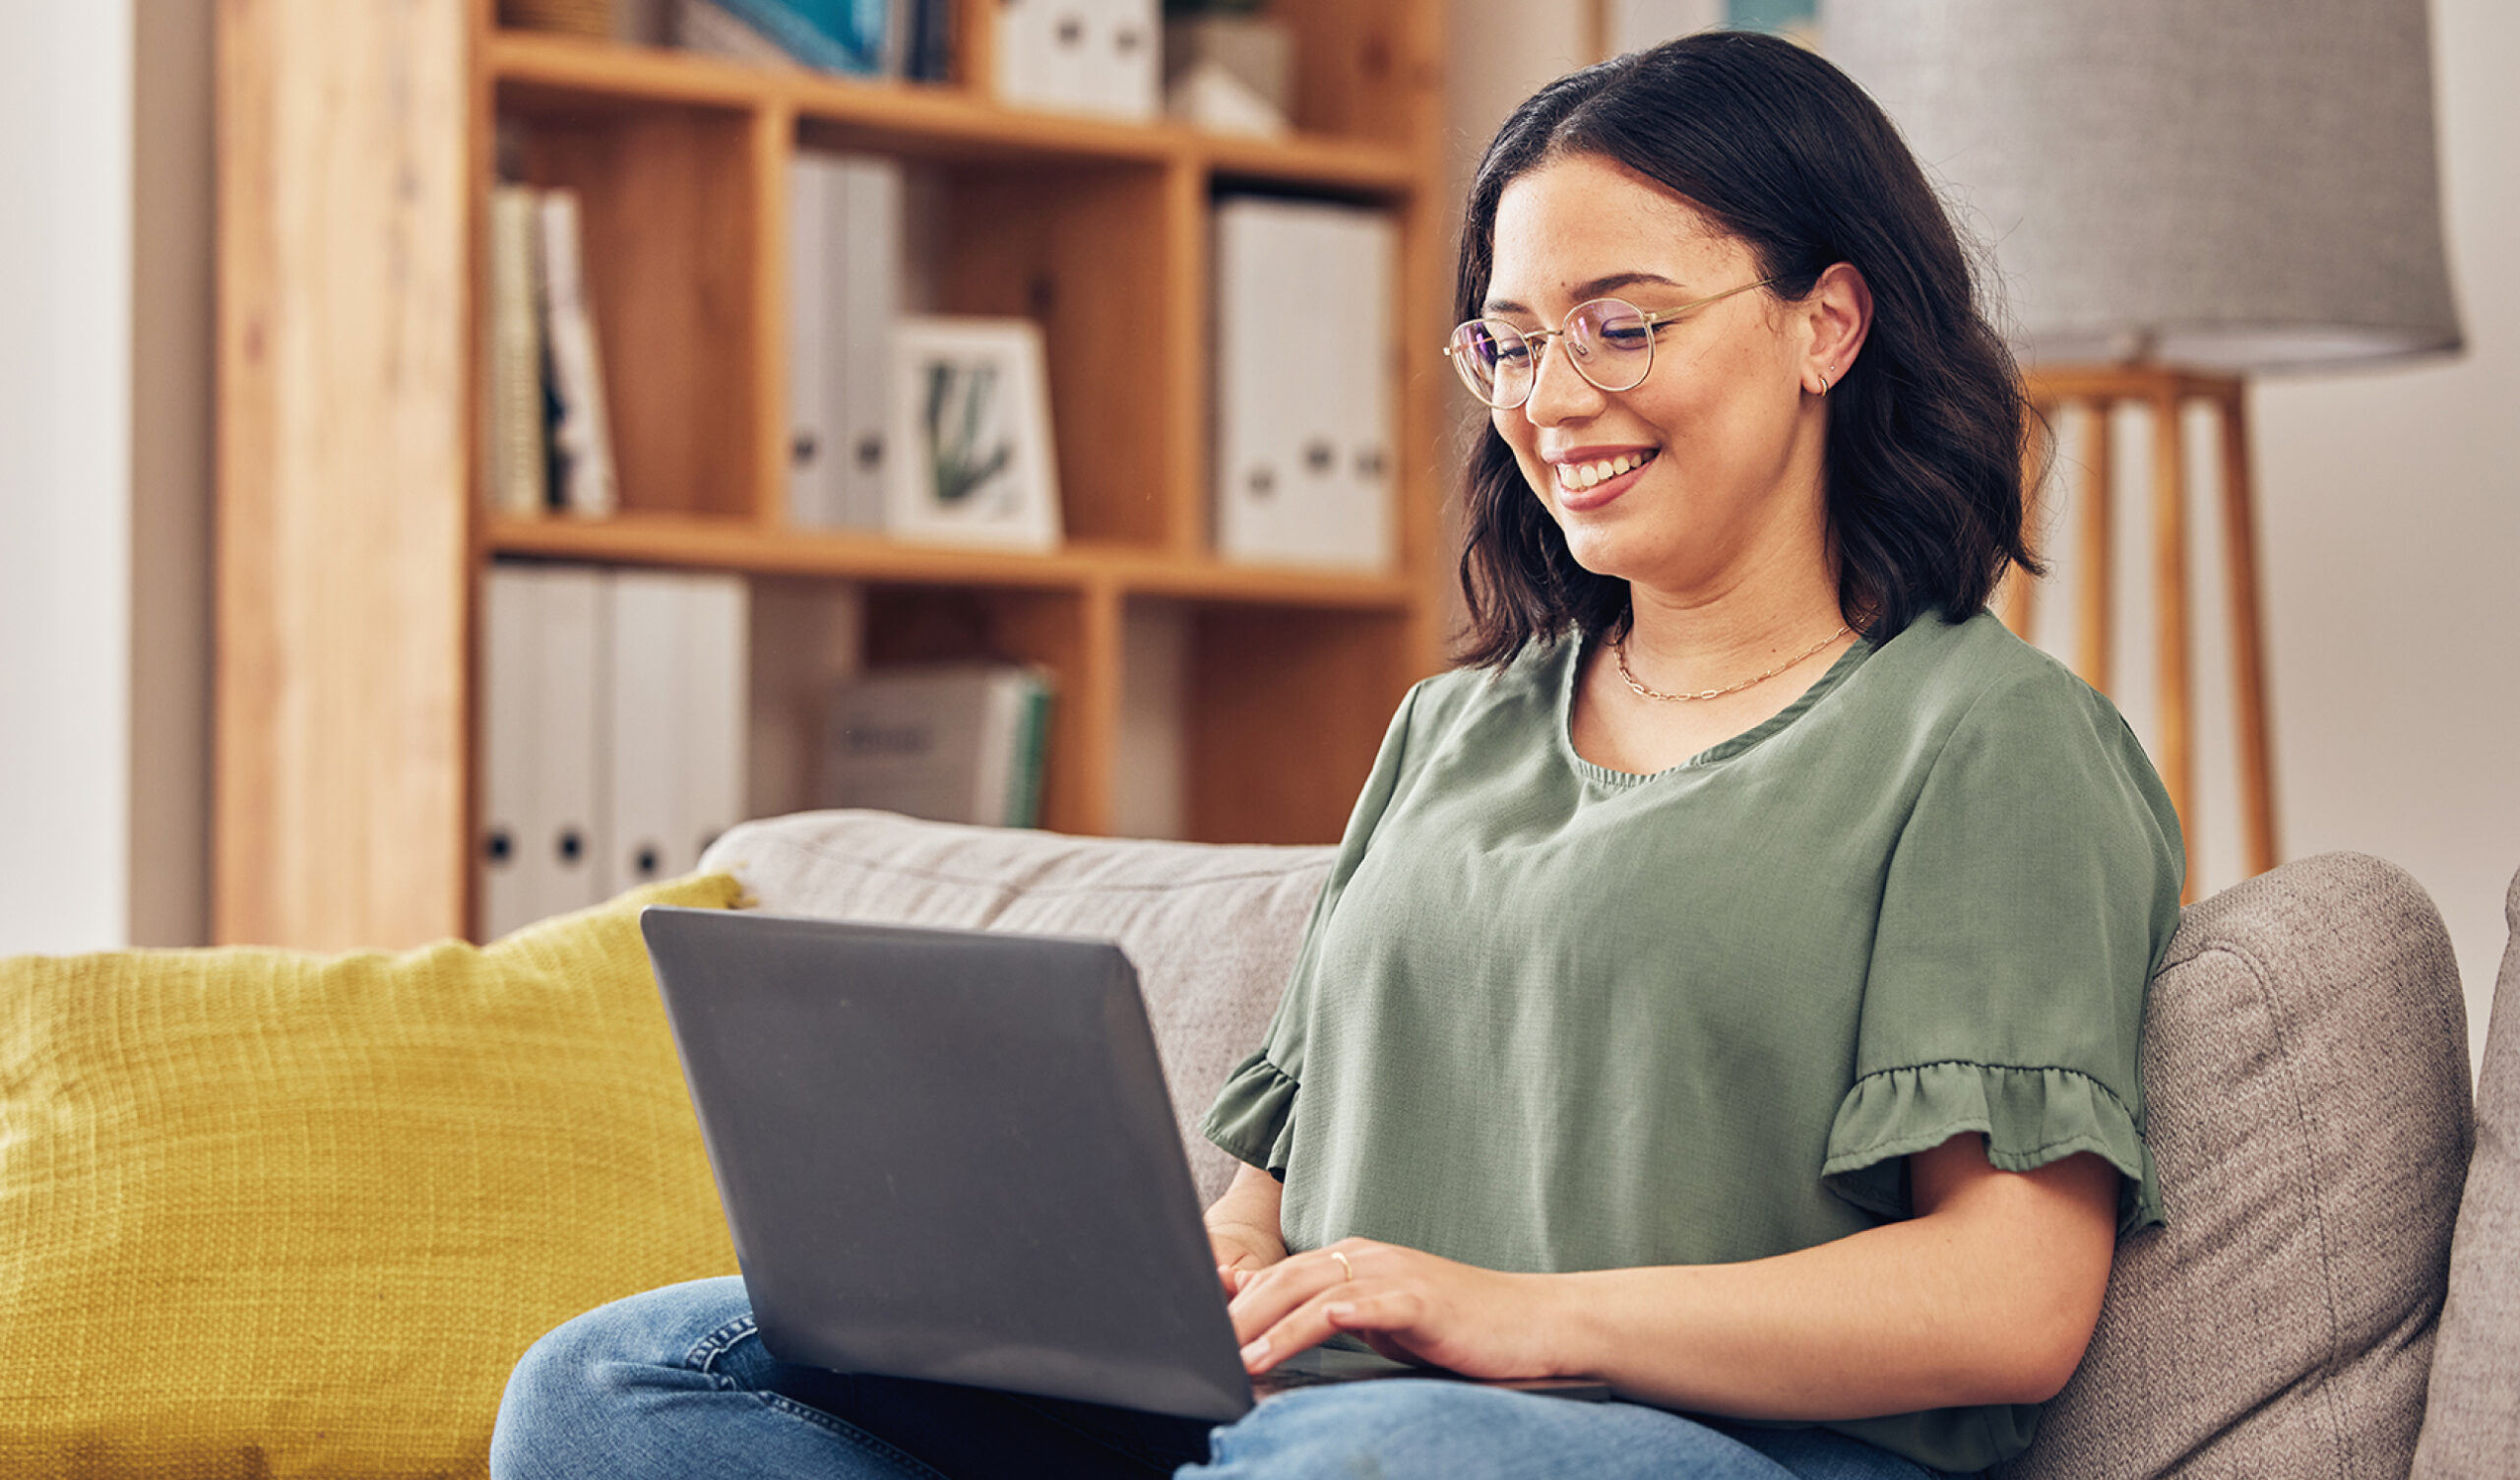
1483,152,1832,605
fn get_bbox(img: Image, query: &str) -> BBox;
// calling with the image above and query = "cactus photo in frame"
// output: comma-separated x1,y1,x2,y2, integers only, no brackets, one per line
885,317,1063,549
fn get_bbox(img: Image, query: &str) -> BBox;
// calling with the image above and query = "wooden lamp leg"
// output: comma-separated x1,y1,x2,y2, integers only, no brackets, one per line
2214,386,2280,878
2002,415,2042,638
2025,368,2277,903
2075,400,2115,695
2150,386,2197,902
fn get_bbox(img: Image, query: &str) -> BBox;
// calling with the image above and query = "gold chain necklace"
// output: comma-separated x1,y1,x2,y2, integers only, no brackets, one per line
1612,624,1852,703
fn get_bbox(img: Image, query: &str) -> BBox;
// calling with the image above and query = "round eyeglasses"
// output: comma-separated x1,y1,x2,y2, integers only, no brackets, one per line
1443,278,1777,410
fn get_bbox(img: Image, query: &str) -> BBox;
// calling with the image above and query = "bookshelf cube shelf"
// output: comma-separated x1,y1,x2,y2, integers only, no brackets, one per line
218,0,1447,948
500,92,762,518
1184,603,1416,845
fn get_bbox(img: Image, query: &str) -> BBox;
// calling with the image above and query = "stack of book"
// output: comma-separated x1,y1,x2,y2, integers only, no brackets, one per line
486,184,618,519
821,664,1054,829
671,0,1163,115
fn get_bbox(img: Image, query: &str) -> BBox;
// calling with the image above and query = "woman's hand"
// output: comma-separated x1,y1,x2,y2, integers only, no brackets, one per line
1203,1162,1290,1297
1208,1225,1282,1295
1226,1238,1571,1382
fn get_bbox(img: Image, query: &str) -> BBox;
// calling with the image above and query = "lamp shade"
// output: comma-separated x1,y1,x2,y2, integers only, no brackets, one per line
1825,0,2465,372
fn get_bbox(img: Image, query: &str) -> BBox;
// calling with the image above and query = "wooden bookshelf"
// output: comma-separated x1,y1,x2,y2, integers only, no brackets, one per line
216,0,1450,949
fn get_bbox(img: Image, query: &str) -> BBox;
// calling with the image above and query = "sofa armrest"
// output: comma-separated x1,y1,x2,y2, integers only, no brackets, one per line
2001,853,2472,1480
2413,862,2520,1478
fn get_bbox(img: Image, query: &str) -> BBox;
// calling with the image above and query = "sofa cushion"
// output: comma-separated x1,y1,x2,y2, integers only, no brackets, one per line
700,811,1333,1204
2000,853,2473,1479
2412,861,2520,1477
0,873,746,1479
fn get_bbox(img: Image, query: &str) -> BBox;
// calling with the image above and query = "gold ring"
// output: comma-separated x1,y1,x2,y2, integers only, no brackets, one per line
1329,1250,1354,1281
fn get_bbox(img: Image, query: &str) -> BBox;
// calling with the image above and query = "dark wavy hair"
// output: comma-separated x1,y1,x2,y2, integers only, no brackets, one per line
1454,30,2044,665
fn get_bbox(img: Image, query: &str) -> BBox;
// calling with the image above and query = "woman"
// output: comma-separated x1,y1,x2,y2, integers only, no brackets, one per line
494,30,2180,1480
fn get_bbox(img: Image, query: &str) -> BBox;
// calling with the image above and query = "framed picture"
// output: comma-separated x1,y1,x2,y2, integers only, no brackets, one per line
885,316,1063,550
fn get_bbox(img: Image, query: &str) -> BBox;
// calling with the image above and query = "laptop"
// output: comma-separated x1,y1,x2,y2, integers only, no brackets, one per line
639,906,1611,1422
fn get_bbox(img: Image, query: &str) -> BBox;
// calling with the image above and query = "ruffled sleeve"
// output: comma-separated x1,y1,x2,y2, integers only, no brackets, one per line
1824,1062,2163,1234
1200,1051,1303,1178
1828,660,2183,1234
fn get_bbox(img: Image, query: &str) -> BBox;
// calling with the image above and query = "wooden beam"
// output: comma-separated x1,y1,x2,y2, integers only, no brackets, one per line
216,0,472,948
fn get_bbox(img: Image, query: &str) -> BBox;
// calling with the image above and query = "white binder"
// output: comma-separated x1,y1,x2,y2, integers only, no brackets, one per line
679,574,751,868
992,0,1058,109
480,567,539,939
837,156,903,527
482,565,749,937
605,570,686,893
787,153,901,530
605,570,752,892
1212,198,1397,570
480,564,609,939
786,156,846,528
1084,0,1160,121
1325,207,1397,560
996,0,1155,120
538,567,611,919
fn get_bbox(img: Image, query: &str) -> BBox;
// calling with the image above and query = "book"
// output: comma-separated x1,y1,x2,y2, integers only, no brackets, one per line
903,0,953,82
671,0,799,66
672,0,891,75
535,190,620,519
487,185,550,515
820,663,1054,828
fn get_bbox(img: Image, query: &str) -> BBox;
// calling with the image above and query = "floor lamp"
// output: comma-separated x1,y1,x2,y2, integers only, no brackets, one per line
1829,0,2466,898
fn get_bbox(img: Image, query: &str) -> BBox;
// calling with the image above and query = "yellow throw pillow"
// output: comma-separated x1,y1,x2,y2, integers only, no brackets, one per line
0,874,749,1478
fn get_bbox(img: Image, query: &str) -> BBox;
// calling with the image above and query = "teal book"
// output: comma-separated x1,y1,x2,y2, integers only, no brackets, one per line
712,0,891,75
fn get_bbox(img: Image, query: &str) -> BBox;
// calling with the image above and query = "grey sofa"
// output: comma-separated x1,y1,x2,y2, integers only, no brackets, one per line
700,810,2519,1478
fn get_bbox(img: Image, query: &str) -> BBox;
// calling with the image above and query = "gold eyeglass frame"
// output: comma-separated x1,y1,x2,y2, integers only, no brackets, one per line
1444,278,1779,409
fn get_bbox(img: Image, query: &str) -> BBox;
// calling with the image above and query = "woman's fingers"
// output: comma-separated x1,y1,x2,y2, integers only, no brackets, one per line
1241,1284,1429,1374
1228,1248,1565,1382
1230,1243,1418,1372
1227,1246,1360,1347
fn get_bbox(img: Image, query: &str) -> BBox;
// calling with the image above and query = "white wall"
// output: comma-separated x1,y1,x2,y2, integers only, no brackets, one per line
0,4,137,953
1458,0,2520,1062
0,0,213,953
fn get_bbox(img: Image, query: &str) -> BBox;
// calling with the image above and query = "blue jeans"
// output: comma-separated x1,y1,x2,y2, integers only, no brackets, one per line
492,1277,1950,1480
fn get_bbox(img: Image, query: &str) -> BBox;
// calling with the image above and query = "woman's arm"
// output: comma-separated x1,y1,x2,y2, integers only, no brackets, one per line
1227,1133,2118,1419
1554,1135,2118,1415
1204,1161,1288,1284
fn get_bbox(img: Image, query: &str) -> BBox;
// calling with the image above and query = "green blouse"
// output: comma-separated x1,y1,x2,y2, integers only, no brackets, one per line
1199,609,2183,1473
